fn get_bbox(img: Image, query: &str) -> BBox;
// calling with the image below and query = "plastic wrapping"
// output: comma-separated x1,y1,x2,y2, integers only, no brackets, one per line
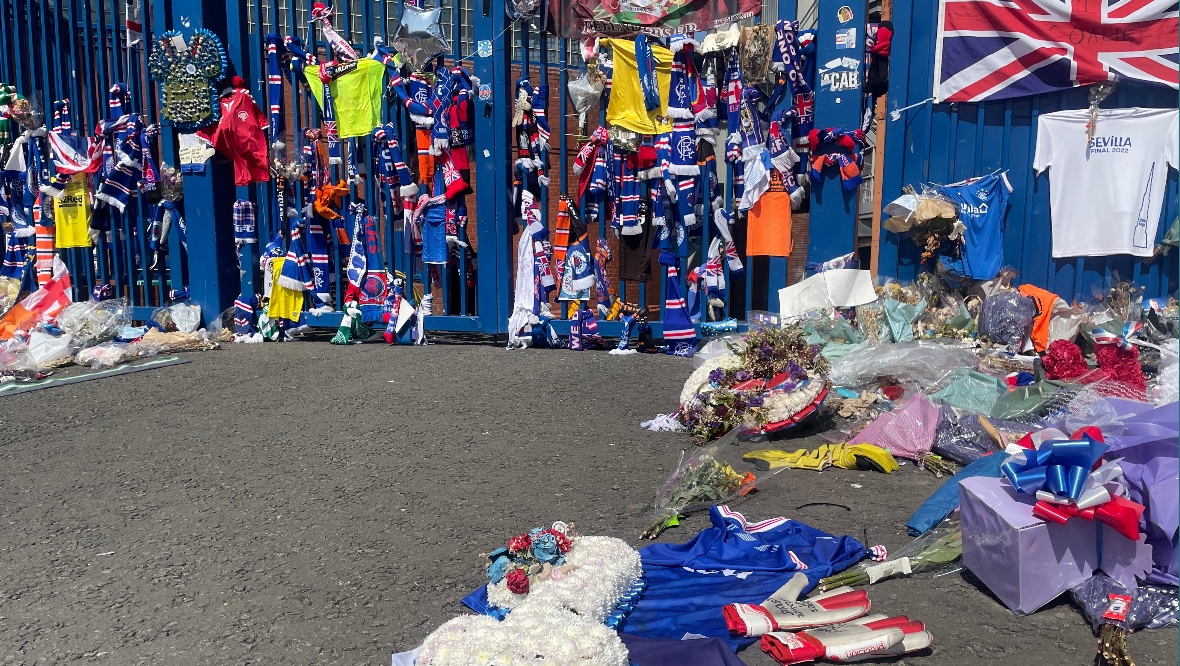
56,299,131,347
849,392,940,461
27,331,74,368
1070,573,1178,632
642,444,765,539
815,512,963,592
170,303,201,333
567,72,604,134
75,341,135,368
855,303,887,343
828,340,980,389
930,367,1006,416
1150,339,1179,405
931,405,1005,465
978,290,1036,347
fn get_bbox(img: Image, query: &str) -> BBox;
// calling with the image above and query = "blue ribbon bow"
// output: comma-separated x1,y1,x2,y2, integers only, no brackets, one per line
1001,434,1108,501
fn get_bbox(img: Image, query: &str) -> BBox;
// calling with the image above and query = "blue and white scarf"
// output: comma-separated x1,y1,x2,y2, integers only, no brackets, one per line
635,34,662,112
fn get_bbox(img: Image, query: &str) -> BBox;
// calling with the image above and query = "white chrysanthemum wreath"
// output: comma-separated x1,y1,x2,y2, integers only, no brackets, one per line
415,525,642,666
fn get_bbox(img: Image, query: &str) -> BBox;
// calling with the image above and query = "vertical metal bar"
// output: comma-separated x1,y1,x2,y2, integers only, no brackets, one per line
79,0,99,134
0,0,10,85
473,0,511,332
18,0,32,92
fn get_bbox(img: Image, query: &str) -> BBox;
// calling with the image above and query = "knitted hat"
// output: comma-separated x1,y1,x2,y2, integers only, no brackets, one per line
662,261,697,357
668,33,700,54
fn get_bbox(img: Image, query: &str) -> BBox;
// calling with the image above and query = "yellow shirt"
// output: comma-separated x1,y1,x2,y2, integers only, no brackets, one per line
266,257,305,321
308,58,386,139
53,175,92,249
604,39,673,135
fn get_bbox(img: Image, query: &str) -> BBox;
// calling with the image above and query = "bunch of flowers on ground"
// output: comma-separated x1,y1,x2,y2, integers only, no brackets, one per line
678,324,831,443
486,523,575,597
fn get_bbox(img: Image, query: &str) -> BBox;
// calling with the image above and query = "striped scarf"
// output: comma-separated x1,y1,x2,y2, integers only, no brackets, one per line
265,34,285,138
635,35,662,112
553,196,572,284
35,220,55,287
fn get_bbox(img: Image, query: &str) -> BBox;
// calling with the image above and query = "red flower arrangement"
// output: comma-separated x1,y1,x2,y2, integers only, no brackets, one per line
507,534,532,553
1042,340,1088,380
505,568,530,594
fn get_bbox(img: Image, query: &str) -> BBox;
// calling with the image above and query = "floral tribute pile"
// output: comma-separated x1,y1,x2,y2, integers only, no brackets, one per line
679,325,832,443
416,522,643,666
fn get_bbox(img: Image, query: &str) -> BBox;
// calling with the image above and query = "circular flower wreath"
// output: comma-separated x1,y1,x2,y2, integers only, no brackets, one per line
678,325,831,443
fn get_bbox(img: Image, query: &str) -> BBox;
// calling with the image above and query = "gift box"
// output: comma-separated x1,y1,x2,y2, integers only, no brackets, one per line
959,476,1152,615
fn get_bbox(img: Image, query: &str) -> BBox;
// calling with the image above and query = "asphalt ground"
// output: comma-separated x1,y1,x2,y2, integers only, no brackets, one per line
0,340,1175,665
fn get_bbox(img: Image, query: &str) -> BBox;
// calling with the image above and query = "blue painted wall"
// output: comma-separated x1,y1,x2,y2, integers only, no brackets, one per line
878,0,1179,302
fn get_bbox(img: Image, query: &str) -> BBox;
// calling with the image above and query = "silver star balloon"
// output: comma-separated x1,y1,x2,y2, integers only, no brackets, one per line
390,5,450,72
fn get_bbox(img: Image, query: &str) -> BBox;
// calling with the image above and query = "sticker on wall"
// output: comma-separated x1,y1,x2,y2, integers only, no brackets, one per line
818,57,861,92
835,28,857,49
477,40,493,58
836,6,854,22
478,84,493,101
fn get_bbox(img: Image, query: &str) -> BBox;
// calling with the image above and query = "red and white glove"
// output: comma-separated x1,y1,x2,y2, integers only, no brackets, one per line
761,614,933,664
724,573,872,637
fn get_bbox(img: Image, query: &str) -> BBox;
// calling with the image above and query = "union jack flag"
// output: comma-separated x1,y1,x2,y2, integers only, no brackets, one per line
935,0,1179,102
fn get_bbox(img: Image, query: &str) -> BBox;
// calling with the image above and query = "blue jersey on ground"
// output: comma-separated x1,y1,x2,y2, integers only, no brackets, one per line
617,505,866,651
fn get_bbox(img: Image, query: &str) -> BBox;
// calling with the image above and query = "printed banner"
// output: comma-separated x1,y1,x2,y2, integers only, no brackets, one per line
548,0,760,39
934,0,1178,103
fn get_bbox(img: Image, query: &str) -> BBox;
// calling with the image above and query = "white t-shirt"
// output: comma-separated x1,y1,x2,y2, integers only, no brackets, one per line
1033,107,1178,258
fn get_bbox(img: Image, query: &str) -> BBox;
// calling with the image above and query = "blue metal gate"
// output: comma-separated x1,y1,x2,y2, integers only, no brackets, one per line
878,0,1179,302
2,0,815,336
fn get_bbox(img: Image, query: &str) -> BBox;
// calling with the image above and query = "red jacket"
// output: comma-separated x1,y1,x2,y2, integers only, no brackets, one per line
212,88,270,186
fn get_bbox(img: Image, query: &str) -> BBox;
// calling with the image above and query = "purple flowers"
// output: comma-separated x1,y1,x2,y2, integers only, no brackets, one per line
708,368,726,384
787,360,805,379
735,370,752,382
748,395,764,408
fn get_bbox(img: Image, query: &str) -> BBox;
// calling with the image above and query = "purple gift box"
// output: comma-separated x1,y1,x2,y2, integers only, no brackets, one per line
959,476,1152,615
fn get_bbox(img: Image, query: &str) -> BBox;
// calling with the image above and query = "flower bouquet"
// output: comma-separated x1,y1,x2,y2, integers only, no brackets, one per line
676,325,832,443
814,512,962,592
484,523,643,624
485,523,576,599
642,445,759,539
